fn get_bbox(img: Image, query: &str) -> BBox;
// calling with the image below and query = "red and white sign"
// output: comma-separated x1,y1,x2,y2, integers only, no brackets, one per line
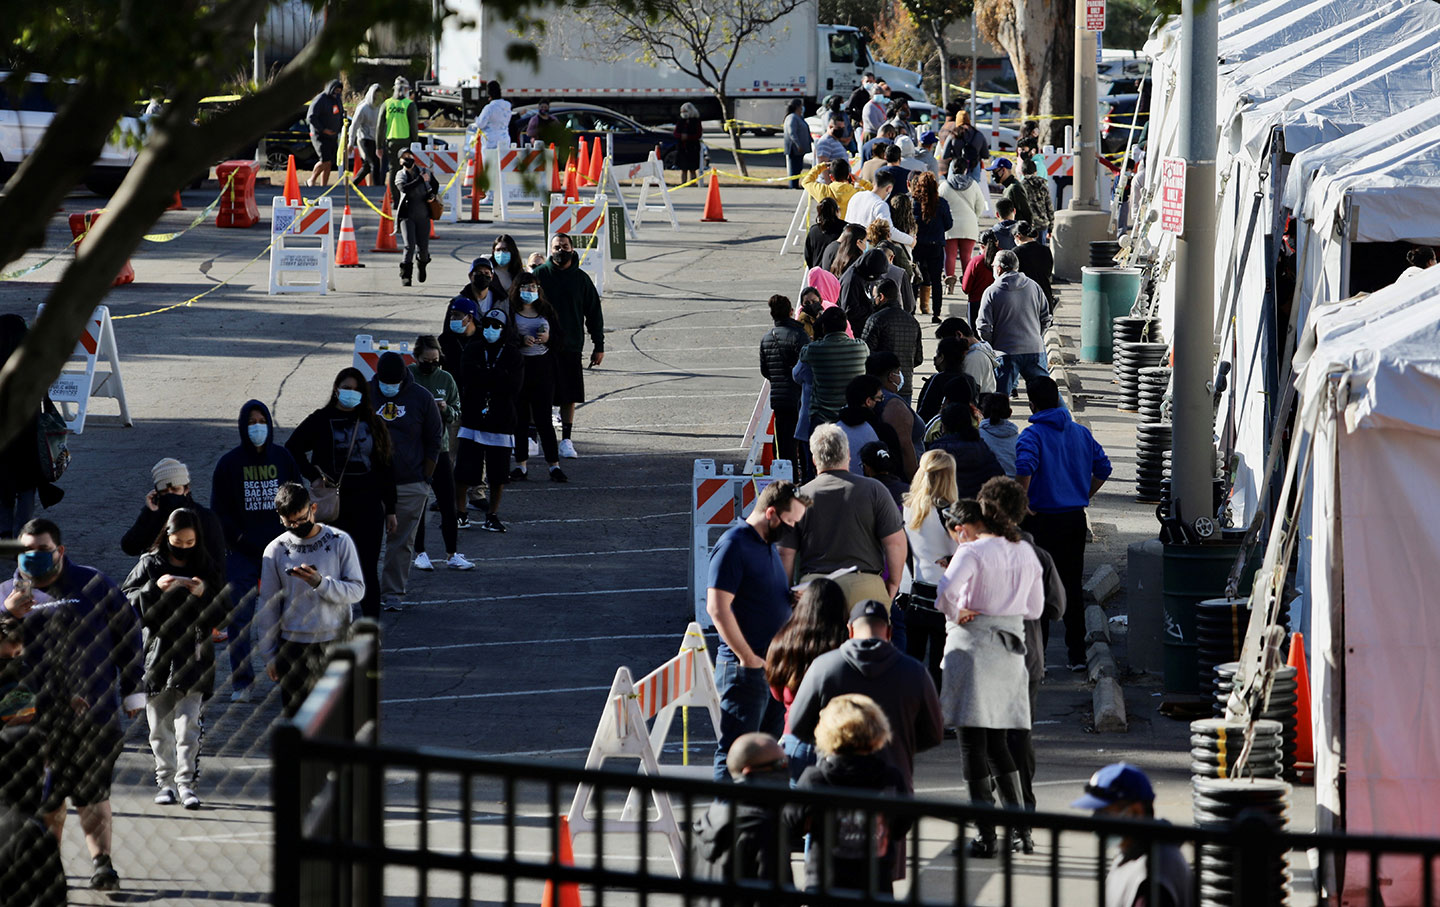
1159,156,1187,235
1086,0,1106,31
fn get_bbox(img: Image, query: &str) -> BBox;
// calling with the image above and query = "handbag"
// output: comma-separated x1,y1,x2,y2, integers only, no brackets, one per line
310,424,359,523
427,196,444,220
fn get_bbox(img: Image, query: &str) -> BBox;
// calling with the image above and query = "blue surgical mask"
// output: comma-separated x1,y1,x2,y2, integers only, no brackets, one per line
449,318,467,334
494,250,512,266
378,381,401,398
483,326,503,344
247,423,269,446
520,289,538,303
18,549,54,579
336,388,363,409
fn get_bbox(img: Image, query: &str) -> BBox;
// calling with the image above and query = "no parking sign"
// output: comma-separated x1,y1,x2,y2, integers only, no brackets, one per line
1160,157,1187,235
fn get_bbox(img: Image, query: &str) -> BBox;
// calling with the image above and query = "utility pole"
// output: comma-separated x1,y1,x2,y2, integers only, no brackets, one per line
969,9,978,121
1050,0,1112,280
1170,0,1219,530
254,21,266,167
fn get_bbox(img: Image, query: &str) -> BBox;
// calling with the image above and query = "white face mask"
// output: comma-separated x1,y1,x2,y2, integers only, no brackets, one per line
892,371,905,392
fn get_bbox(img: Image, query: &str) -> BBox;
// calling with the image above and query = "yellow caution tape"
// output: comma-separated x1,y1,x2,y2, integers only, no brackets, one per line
723,119,787,132
709,168,795,184
1,235,82,281
729,146,789,156
141,172,237,242
666,175,703,192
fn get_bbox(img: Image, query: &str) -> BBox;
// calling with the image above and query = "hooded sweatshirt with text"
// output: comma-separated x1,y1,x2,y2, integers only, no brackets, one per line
211,400,305,560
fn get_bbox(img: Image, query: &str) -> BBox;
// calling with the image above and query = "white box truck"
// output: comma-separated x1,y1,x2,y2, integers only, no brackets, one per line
421,0,928,127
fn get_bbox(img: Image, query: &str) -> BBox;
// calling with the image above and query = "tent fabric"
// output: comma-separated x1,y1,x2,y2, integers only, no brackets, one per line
1296,268,1440,903
1282,96,1440,213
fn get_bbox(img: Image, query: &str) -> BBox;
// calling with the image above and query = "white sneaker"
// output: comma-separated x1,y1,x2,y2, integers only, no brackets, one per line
559,438,578,458
528,437,541,458
414,551,434,571
447,553,475,570
229,687,252,703
155,787,177,805
178,786,201,810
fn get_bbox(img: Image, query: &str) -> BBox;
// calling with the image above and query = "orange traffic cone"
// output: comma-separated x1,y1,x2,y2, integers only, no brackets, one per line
1287,632,1314,776
282,154,301,204
540,816,581,907
429,215,437,240
588,138,604,186
549,143,561,193
335,205,363,267
563,161,579,202
351,148,368,187
470,129,485,222
577,137,592,187
373,185,398,253
166,190,185,211
701,169,727,222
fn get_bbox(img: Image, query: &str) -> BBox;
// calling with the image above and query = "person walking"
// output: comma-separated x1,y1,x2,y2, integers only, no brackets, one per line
706,480,811,781
475,80,512,149
674,102,704,185
491,235,524,294
760,294,809,466
798,307,867,427
1015,376,1111,668
377,76,418,183
977,249,1052,397
783,99,812,188
961,233,999,326
910,171,952,320
119,458,225,568
305,79,343,187
440,295,482,377
939,162,988,297
901,449,958,691
935,498,1043,856
534,233,604,458
122,508,227,810
988,158,1033,225
508,273,568,483
392,148,439,287
285,369,396,620
1014,221,1055,310
763,576,849,781
371,352,442,612
804,197,845,270
1071,764,1195,907
210,401,304,702
1019,157,1054,243
407,336,474,572
860,278,924,402
257,484,365,716
348,83,383,185
845,171,915,246
455,310,524,532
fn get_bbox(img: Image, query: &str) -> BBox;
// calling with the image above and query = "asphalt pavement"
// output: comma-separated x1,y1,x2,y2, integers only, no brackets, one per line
0,146,1304,904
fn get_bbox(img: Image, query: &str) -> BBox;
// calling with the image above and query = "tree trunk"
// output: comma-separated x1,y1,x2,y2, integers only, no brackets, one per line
715,92,750,178
978,0,1072,144
932,25,950,108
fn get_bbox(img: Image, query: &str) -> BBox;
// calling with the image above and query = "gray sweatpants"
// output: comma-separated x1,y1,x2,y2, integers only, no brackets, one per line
146,689,203,789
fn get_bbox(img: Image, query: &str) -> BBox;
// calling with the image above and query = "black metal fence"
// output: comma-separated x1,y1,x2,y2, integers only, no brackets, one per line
272,629,1440,907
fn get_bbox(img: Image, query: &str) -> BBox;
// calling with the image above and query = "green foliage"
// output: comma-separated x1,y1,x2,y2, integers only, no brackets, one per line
1103,0,1163,50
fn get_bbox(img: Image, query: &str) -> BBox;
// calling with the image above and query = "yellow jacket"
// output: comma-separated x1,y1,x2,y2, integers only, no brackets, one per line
800,164,872,219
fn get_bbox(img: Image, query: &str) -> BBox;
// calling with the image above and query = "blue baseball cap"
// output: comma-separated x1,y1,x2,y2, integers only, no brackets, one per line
988,157,1014,172
447,295,481,320
1071,763,1155,810
920,130,939,146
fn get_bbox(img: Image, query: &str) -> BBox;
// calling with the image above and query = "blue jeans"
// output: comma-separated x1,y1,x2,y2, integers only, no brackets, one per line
996,352,1050,397
781,733,818,785
225,552,262,690
712,653,786,782
0,489,35,538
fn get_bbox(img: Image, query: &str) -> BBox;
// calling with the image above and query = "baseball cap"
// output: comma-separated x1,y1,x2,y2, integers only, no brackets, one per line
848,599,891,625
448,296,481,320
988,157,1014,171
920,130,938,146
859,441,894,474
1070,763,1155,810
483,307,509,326
470,256,495,274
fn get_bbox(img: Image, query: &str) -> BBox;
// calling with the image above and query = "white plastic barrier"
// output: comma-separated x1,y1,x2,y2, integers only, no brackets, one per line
547,193,609,293
779,192,816,257
490,142,553,221
688,458,795,626
608,147,678,236
352,335,415,381
268,197,334,295
409,143,462,224
38,304,131,434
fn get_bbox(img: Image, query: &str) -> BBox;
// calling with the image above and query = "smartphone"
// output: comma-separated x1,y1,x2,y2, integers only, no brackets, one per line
285,566,301,576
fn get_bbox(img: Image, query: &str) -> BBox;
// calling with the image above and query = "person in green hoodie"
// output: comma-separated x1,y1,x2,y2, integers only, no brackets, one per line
408,336,473,571
533,234,604,458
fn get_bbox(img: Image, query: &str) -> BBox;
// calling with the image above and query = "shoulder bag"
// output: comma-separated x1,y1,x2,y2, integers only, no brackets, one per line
310,422,359,523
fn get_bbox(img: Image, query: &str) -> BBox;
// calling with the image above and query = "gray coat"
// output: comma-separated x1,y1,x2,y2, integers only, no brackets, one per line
941,613,1030,729
977,271,1051,355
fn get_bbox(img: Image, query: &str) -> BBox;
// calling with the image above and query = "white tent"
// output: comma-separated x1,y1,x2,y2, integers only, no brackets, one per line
1293,266,1440,903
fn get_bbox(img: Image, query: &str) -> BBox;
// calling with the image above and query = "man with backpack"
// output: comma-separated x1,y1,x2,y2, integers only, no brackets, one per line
943,111,989,183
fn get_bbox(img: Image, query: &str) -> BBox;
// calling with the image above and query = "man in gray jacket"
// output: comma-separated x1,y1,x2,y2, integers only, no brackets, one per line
977,249,1052,396
371,352,442,612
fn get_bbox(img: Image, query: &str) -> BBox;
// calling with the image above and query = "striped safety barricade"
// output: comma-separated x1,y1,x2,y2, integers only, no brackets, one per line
547,193,609,293
607,146,678,237
490,141,553,221
268,197,334,295
352,335,415,381
409,144,462,224
37,303,132,434
689,457,795,626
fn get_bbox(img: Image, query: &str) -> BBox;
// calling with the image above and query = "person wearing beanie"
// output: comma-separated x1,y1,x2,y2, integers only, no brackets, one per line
120,457,226,572
371,351,443,612
455,309,523,532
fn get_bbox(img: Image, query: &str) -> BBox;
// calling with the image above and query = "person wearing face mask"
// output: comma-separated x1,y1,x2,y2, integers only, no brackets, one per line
210,401,304,702
509,274,568,483
491,234,524,293
408,337,474,571
119,458,225,567
256,484,365,717
121,509,226,810
455,310,524,533
859,278,924,404
439,295,482,378
458,256,507,318
1,518,144,892
393,149,439,287
844,171,915,247
285,369,397,619
865,352,922,480
369,353,442,613
533,233,604,458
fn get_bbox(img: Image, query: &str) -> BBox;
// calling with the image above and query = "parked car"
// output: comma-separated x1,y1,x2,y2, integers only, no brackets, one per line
508,102,709,171
0,73,141,195
1099,87,1150,155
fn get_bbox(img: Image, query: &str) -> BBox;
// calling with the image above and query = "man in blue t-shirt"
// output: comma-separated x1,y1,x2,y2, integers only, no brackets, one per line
1015,376,1112,670
705,480,811,782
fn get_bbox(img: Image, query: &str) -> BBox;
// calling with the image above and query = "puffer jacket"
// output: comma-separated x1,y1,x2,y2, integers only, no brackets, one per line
861,303,925,384
759,318,809,410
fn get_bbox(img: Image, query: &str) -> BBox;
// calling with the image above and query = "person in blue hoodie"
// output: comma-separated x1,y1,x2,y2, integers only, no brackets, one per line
1014,376,1111,669
210,401,304,702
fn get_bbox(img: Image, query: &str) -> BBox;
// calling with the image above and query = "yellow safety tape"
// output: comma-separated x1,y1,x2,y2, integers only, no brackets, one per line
352,183,394,220
729,146,789,156
141,172,237,242
666,175,703,192
723,119,786,132
709,168,795,184
1,234,83,281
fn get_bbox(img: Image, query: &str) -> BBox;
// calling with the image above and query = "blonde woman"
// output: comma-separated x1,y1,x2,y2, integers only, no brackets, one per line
901,449,958,689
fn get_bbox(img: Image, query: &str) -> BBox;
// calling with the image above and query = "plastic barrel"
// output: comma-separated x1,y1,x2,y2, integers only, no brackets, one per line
1162,541,1246,693
1079,267,1144,363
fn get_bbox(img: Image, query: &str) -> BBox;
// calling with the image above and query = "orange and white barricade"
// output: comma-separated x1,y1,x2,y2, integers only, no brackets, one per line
689,457,795,626
1042,149,1075,210
486,141,552,221
547,193,609,293
268,197,334,295
607,146,677,237
36,303,131,434
409,143,462,224
568,623,722,877
352,335,415,381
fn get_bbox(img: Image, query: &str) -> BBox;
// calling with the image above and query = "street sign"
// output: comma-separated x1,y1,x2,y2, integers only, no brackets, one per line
1160,157,1186,235
1087,0,1106,31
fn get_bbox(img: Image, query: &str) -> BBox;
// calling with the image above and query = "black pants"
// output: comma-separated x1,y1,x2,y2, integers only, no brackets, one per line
1023,508,1088,664
786,151,806,188
1006,729,1037,810
772,403,798,467
356,137,381,184
276,639,334,717
904,605,946,694
959,727,1014,780
514,354,559,464
914,241,946,303
335,493,385,620
415,450,457,557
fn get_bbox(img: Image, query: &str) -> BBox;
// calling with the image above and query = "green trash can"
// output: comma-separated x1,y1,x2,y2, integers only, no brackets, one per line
1162,541,1250,693
1080,267,1143,363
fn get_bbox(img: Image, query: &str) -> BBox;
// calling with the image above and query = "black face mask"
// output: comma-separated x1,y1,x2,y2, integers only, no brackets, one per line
551,250,572,265
289,521,315,538
417,360,439,374
158,492,190,510
170,545,195,562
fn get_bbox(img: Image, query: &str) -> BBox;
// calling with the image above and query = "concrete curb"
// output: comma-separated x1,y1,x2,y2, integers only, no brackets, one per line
1044,325,1076,411
1084,600,1129,732
1084,563,1121,606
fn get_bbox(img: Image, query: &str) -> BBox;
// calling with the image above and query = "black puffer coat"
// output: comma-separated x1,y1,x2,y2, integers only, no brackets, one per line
759,318,809,410
122,553,227,698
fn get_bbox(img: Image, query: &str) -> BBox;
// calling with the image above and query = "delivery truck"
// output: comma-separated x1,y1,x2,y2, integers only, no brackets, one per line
419,0,929,128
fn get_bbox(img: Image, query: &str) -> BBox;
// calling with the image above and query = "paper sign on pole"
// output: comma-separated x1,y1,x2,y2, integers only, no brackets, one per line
1086,0,1106,31
1159,157,1187,235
